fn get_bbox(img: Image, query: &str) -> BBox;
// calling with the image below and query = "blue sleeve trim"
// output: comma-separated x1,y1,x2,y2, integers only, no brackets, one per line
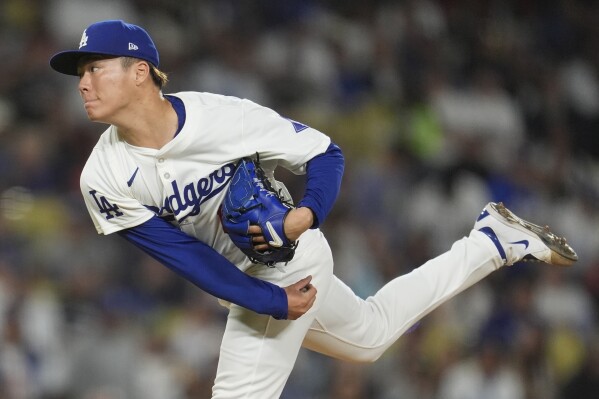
118,216,288,319
297,142,344,228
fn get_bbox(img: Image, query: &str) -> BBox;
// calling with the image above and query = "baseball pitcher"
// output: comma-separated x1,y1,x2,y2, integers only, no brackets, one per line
50,20,578,398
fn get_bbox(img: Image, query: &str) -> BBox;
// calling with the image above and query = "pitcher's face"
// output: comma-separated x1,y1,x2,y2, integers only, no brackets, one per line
77,57,137,123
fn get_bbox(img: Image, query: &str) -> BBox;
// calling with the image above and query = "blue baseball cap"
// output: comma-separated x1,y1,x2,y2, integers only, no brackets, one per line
50,20,159,76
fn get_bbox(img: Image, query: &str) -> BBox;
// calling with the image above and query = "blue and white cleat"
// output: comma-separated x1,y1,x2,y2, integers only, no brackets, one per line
474,202,578,267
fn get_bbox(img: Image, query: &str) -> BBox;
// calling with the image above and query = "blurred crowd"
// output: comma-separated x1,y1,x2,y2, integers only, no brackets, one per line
0,0,598,398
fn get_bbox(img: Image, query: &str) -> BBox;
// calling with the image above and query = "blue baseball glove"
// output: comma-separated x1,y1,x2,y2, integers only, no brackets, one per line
220,156,297,266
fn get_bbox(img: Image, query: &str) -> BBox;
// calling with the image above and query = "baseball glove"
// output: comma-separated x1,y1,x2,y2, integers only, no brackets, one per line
220,155,297,266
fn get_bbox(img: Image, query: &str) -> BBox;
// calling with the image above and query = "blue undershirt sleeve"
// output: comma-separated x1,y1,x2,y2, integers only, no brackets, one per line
117,216,288,319
297,142,345,228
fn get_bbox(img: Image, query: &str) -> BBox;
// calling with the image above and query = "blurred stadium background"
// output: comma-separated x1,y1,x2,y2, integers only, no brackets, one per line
0,0,598,398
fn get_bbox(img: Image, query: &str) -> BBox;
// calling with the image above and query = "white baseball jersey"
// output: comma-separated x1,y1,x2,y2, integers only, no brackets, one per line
80,91,330,266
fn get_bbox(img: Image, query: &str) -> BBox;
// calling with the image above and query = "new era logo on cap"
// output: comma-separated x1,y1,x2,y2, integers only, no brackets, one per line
49,20,159,76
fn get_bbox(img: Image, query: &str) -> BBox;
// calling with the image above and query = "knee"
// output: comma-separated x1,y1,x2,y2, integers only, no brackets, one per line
343,348,384,364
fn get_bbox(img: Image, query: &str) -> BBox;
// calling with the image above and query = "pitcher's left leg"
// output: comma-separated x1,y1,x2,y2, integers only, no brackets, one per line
212,229,335,399
212,306,315,399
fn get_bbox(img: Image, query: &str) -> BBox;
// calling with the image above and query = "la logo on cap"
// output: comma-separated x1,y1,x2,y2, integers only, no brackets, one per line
79,30,88,49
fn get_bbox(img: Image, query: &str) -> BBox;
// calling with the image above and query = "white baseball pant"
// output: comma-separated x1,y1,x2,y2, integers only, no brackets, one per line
212,228,503,398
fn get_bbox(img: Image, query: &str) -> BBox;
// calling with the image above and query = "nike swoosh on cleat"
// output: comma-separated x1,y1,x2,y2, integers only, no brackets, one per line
509,239,530,249
127,167,140,187
265,221,284,247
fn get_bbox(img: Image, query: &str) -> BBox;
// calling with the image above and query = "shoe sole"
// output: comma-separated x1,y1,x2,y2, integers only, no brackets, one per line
490,202,578,267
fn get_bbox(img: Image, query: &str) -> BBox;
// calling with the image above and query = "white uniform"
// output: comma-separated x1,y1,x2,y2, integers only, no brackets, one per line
80,92,505,398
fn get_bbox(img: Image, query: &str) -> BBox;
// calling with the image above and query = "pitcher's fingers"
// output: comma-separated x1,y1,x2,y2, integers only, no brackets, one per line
248,225,262,235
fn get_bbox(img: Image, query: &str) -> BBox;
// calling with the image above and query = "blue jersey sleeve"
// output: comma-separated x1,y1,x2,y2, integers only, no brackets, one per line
298,142,345,228
118,216,288,319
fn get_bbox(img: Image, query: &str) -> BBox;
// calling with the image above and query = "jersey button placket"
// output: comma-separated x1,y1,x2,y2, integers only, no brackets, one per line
157,157,170,180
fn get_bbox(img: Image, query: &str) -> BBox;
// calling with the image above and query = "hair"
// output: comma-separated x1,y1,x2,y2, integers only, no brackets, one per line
121,57,168,89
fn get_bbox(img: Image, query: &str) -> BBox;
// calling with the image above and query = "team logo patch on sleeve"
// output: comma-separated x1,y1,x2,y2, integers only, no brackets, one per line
89,190,124,220
285,118,309,133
